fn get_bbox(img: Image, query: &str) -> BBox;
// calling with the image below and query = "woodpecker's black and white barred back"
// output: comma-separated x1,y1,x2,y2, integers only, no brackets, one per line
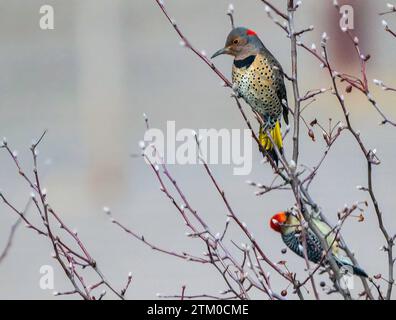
281,229,323,264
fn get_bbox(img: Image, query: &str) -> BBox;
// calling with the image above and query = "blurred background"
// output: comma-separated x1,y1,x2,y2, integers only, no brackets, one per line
0,0,395,299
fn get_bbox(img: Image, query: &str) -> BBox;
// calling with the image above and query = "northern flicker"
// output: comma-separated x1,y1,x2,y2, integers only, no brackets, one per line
270,210,368,277
211,27,289,164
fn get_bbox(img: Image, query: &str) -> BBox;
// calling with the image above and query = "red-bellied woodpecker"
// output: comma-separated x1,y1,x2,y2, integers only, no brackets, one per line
270,210,368,277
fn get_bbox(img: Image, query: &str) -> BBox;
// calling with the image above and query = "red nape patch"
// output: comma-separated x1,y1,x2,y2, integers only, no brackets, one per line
246,29,257,36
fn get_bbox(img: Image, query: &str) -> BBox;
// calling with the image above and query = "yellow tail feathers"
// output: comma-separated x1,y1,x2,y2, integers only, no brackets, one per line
259,121,283,152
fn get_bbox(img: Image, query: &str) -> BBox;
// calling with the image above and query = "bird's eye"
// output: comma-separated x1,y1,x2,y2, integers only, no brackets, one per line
233,39,239,44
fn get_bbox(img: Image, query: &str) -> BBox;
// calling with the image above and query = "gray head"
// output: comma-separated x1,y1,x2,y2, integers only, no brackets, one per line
211,27,264,60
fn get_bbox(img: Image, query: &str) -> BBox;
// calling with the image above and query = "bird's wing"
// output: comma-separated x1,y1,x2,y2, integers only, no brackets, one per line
257,45,289,125
266,54,289,126
275,66,289,126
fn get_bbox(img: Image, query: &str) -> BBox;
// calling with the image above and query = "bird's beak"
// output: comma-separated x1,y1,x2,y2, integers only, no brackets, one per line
211,47,229,59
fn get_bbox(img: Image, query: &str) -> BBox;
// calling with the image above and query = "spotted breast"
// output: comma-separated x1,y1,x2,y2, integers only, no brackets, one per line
232,53,285,129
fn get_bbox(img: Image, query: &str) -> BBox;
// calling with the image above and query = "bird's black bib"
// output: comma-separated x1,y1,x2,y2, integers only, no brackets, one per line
233,55,256,69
